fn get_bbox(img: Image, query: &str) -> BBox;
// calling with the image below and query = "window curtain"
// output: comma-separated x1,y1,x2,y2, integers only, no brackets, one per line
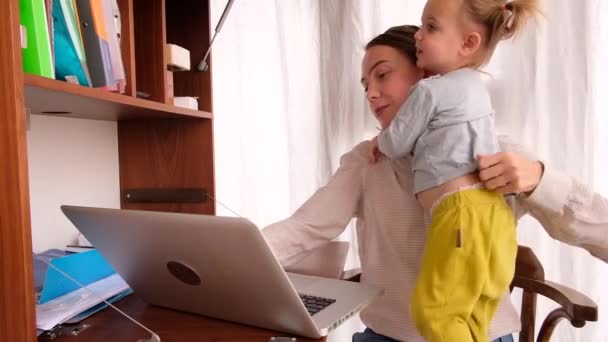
210,1,607,341
485,1,608,341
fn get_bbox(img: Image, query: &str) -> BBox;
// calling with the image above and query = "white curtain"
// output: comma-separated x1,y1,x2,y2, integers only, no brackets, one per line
210,1,607,341
485,1,608,341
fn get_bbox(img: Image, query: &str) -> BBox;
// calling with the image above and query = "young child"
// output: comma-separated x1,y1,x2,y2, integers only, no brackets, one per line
369,0,539,341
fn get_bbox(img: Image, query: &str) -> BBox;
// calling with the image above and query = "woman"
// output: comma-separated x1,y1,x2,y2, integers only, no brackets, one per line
263,25,608,342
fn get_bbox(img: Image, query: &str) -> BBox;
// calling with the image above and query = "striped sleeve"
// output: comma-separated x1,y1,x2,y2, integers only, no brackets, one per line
499,135,608,263
262,144,366,266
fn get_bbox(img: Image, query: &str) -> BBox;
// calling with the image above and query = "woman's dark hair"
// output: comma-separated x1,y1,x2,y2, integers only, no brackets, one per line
365,25,419,65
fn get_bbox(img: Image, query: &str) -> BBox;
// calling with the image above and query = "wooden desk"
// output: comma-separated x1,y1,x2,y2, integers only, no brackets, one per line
39,294,326,342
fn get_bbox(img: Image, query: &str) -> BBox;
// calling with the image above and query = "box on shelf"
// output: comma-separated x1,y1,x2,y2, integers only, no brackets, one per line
166,43,191,71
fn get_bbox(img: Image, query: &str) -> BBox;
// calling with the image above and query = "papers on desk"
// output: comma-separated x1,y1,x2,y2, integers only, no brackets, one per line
36,273,131,331
33,249,133,332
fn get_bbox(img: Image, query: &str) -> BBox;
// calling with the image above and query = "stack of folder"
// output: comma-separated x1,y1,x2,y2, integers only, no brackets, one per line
33,249,132,334
19,0,126,92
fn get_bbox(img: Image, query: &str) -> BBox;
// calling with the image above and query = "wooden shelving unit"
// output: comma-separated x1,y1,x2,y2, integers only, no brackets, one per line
0,0,326,339
0,0,223,341
25,74,213,121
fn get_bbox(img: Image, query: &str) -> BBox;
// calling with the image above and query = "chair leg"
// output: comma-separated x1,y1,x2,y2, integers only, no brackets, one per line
519,291,536,342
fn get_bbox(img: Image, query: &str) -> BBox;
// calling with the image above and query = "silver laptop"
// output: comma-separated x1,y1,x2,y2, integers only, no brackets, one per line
61,205,382,339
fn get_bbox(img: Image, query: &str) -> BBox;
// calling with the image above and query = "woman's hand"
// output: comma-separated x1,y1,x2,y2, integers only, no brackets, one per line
477,152,544,195
369,136,381,163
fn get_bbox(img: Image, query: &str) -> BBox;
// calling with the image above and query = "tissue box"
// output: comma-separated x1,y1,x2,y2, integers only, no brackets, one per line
173,96,199,110
166,43,191,71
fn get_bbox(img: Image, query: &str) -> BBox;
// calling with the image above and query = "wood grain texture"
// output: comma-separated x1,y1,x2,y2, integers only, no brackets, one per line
24,74,212,120
0,1,36,341
166,0,213,112
514,245,545,281
40,295,326,341
117,0,136,96
518,290,537,342
514,245,540,342
134,0,168,103
2,0,223,340
511,246,598,342
118,118,215,214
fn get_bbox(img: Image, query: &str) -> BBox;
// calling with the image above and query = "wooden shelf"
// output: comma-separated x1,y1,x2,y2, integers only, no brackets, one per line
24,74,212,121
2,0,219,340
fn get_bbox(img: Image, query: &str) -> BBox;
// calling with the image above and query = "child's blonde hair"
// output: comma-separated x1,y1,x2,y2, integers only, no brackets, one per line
464,0,540,65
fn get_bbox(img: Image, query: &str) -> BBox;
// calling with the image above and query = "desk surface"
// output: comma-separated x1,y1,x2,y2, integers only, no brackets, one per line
39,294,326,342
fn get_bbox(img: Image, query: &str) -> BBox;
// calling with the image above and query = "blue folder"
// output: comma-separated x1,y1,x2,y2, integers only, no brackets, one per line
38,249,116,304
52,0,91,86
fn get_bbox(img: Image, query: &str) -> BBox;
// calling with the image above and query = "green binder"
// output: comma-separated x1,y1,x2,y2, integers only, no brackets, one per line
20,0,54,78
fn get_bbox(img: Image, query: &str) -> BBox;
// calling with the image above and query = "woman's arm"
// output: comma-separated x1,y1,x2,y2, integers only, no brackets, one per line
262,144,367,266
481,136,608,262
478,152,544,195
523,169,608,263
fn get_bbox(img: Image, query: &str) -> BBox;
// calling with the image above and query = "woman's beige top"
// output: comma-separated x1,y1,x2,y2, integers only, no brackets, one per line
262,137,608,342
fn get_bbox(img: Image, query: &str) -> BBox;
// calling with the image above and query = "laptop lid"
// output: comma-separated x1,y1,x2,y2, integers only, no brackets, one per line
60,205,380,338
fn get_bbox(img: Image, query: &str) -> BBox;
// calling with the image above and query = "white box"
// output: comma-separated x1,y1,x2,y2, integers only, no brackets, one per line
166,44,191,71
173,97,198,110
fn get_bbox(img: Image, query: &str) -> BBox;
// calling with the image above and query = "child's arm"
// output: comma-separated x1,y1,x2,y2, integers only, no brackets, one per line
377,83,435,159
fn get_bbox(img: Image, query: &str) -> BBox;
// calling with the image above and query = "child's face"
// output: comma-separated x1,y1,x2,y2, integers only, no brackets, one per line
415,0,472,74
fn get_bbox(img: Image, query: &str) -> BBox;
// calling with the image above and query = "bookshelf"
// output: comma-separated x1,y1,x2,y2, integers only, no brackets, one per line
25,74,213,120
1,0,220,341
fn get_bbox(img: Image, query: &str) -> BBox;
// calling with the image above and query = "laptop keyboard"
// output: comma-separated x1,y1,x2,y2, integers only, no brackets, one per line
298,294,336,316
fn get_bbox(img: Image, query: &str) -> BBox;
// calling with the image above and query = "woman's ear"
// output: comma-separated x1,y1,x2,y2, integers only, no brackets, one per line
461,31,482,57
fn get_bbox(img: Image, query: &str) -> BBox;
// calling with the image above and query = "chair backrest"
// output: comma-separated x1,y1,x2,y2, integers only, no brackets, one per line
510,246,598,342
510,245,545,341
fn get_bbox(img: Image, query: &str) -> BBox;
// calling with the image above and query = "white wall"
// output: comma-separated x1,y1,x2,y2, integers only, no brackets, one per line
26,114,121,253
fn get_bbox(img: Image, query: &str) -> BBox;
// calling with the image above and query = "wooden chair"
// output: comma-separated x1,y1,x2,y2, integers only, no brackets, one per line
341,245,598,342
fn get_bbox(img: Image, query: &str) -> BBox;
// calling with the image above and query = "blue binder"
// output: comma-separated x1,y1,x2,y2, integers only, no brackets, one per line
52,0,91,86
38,249,116,304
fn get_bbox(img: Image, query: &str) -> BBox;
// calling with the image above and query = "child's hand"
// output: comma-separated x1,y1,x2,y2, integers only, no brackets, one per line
369,136,381,163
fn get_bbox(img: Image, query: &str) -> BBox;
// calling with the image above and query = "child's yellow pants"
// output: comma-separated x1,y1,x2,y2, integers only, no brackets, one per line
410,188,517,342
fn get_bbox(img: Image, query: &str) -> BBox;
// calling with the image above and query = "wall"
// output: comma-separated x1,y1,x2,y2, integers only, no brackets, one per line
26,114,120,253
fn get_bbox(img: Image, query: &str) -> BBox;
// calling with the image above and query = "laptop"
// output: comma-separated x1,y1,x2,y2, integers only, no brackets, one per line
61,205,382,339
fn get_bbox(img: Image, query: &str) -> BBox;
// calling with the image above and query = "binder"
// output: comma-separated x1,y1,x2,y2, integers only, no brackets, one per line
20,0,55,78
52,0,91,86
44,0,54,63
101,0,126,93
60,0,86,62
39,249,116,303
61,0,92,84
75,0,115,88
